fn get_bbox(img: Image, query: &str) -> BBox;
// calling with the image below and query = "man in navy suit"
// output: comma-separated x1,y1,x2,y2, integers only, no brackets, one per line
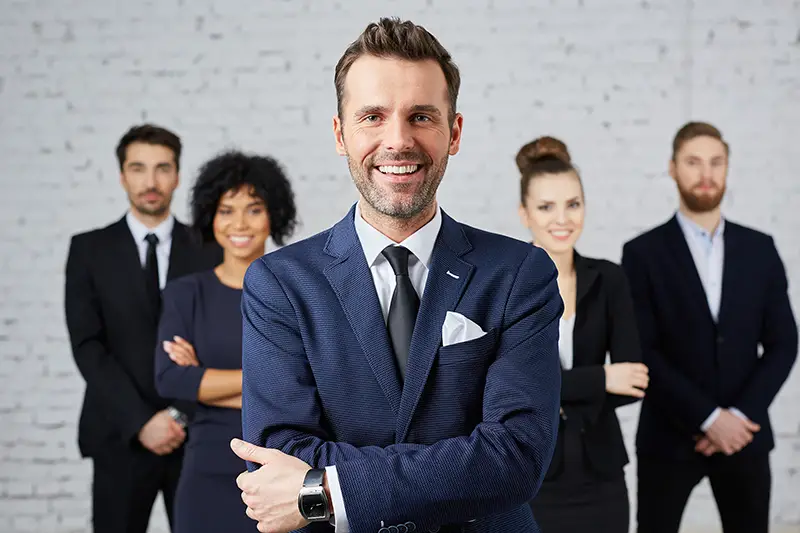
622,122,798,533
228,17,563,533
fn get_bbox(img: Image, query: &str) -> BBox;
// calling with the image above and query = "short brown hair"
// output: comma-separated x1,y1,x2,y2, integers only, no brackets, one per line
516,136,582,205
672,121,729,161
334,17,461,124
116,124,182,171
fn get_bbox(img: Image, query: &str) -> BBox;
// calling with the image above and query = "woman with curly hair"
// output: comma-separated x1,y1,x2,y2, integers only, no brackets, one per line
154,150,298,532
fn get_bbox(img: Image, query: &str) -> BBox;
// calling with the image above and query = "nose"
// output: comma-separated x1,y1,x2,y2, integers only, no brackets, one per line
383,116,414,152
554,206,568,225
143,169,157,188
233,210,248,230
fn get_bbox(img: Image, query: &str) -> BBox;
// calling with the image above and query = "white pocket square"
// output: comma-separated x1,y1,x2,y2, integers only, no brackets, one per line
442,311,487,347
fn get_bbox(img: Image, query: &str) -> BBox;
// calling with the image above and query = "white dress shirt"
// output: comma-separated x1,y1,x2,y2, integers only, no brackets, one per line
125,211,174,289
325,202,443,533
674,211,747,430
558,315,576,370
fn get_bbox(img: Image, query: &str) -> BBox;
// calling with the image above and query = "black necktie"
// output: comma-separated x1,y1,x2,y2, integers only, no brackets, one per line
144,233,161,318
382,246,420,381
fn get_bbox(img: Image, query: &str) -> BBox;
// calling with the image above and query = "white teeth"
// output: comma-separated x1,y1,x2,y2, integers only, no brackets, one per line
550,231,571,237
378,165,419,175
230,236,252,243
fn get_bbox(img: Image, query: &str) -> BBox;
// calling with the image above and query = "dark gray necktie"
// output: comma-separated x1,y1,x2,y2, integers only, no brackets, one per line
144,233,161,318
382,246,420,381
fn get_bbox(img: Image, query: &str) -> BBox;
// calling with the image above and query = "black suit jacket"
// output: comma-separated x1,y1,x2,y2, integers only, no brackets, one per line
621,216,798,460
65,216,222,457
545,252,643,480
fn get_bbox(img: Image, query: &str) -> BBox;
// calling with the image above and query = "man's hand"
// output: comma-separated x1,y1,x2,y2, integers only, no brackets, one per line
163,336,200,367
231,438,314,533
705,409,760,456
138,410,185,455
694,436,720,456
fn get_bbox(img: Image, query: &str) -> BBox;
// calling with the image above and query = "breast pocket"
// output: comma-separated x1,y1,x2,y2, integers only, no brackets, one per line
437,327,499,366
417,328,500,439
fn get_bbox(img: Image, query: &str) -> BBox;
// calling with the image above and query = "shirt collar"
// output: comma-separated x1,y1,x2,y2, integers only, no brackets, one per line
126,211,175,246
354,202,442,269
675,210,725,242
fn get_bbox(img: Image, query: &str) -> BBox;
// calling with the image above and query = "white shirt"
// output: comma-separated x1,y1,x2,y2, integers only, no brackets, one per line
325,202,443,533
558,315,576,370
674,211,747,430
125,211,174,289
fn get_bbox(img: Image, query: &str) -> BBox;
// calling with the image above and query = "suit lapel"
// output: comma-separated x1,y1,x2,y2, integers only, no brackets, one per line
664,216,715,324
716,222,738,328
109,217,153,320
323,207,403,416
167,222,193,281
572,251,598,367
397,212,473,441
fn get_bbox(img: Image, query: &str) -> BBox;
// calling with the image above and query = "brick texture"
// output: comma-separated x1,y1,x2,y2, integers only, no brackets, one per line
0,1,797,532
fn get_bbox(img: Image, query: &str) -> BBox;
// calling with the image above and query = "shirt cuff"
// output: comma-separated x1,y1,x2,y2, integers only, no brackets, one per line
700,407,722,432
729,407,749,421
326,466,349,533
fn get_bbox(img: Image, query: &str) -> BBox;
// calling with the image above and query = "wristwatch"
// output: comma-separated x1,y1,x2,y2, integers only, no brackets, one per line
297,468,331,522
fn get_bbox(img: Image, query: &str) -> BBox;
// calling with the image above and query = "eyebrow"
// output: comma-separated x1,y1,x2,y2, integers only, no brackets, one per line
353,104,443,119
219,200,265,208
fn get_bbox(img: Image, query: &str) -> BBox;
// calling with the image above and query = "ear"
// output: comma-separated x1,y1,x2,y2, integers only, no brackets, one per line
448,113,464,156
333,115,346,156
668,159,677,182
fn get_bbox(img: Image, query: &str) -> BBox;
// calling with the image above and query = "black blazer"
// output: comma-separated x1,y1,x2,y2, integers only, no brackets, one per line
621,216,797,460
65,216,222,457
544,251,643,481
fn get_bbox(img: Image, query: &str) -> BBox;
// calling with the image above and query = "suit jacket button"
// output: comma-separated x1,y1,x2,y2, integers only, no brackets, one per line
405,522,417,532
717,335,724,344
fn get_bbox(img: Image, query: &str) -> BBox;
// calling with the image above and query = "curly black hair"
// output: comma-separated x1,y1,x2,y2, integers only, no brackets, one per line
190,151,298,246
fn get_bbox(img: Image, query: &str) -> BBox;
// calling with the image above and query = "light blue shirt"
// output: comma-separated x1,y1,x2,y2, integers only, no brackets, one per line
675,210,725,322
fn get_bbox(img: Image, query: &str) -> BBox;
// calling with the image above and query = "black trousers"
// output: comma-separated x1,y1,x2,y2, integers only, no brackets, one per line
637,452,771,533
91,443,183,533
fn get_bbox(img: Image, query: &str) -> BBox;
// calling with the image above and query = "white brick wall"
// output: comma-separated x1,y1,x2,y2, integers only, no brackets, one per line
1,1,797,532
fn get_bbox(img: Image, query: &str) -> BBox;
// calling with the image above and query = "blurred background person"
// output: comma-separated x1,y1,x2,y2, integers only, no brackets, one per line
154,150,298,533
516,137,649,533
64,124,222,533
622,122,798,533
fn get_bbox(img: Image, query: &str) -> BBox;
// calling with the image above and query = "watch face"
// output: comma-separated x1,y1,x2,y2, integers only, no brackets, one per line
300,489,328,520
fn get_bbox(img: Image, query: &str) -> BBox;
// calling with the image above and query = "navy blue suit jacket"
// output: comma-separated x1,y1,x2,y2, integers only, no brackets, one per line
241,206,562,533
622,216,797,460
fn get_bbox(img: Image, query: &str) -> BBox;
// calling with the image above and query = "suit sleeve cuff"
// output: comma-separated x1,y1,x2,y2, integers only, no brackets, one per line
700,407,722,432
326,466,349,533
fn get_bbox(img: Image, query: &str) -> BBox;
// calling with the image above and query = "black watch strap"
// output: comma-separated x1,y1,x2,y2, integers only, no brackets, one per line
303,468,325,487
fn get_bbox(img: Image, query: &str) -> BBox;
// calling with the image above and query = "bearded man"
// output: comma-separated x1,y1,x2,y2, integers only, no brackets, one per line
622,121,797,533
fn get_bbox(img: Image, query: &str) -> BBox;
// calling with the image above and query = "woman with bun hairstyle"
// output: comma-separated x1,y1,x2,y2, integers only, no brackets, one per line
517,137,648,532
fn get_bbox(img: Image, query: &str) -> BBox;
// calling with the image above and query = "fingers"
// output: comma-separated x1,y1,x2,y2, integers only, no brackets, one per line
230,438,274,465
163,341,199,366
743,419,761,432
623,386,646,398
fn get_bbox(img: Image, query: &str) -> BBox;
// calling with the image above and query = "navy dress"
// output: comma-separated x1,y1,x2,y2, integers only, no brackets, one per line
155,270,255,533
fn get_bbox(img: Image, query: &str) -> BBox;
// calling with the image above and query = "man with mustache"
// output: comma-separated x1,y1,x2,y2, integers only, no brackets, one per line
229,17,562,533
64,124,221,533
622,122,797,533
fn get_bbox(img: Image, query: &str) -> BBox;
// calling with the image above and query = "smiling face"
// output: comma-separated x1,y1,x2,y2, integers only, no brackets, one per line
518,171,585,255
333,55,462,220
212,186,270,263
